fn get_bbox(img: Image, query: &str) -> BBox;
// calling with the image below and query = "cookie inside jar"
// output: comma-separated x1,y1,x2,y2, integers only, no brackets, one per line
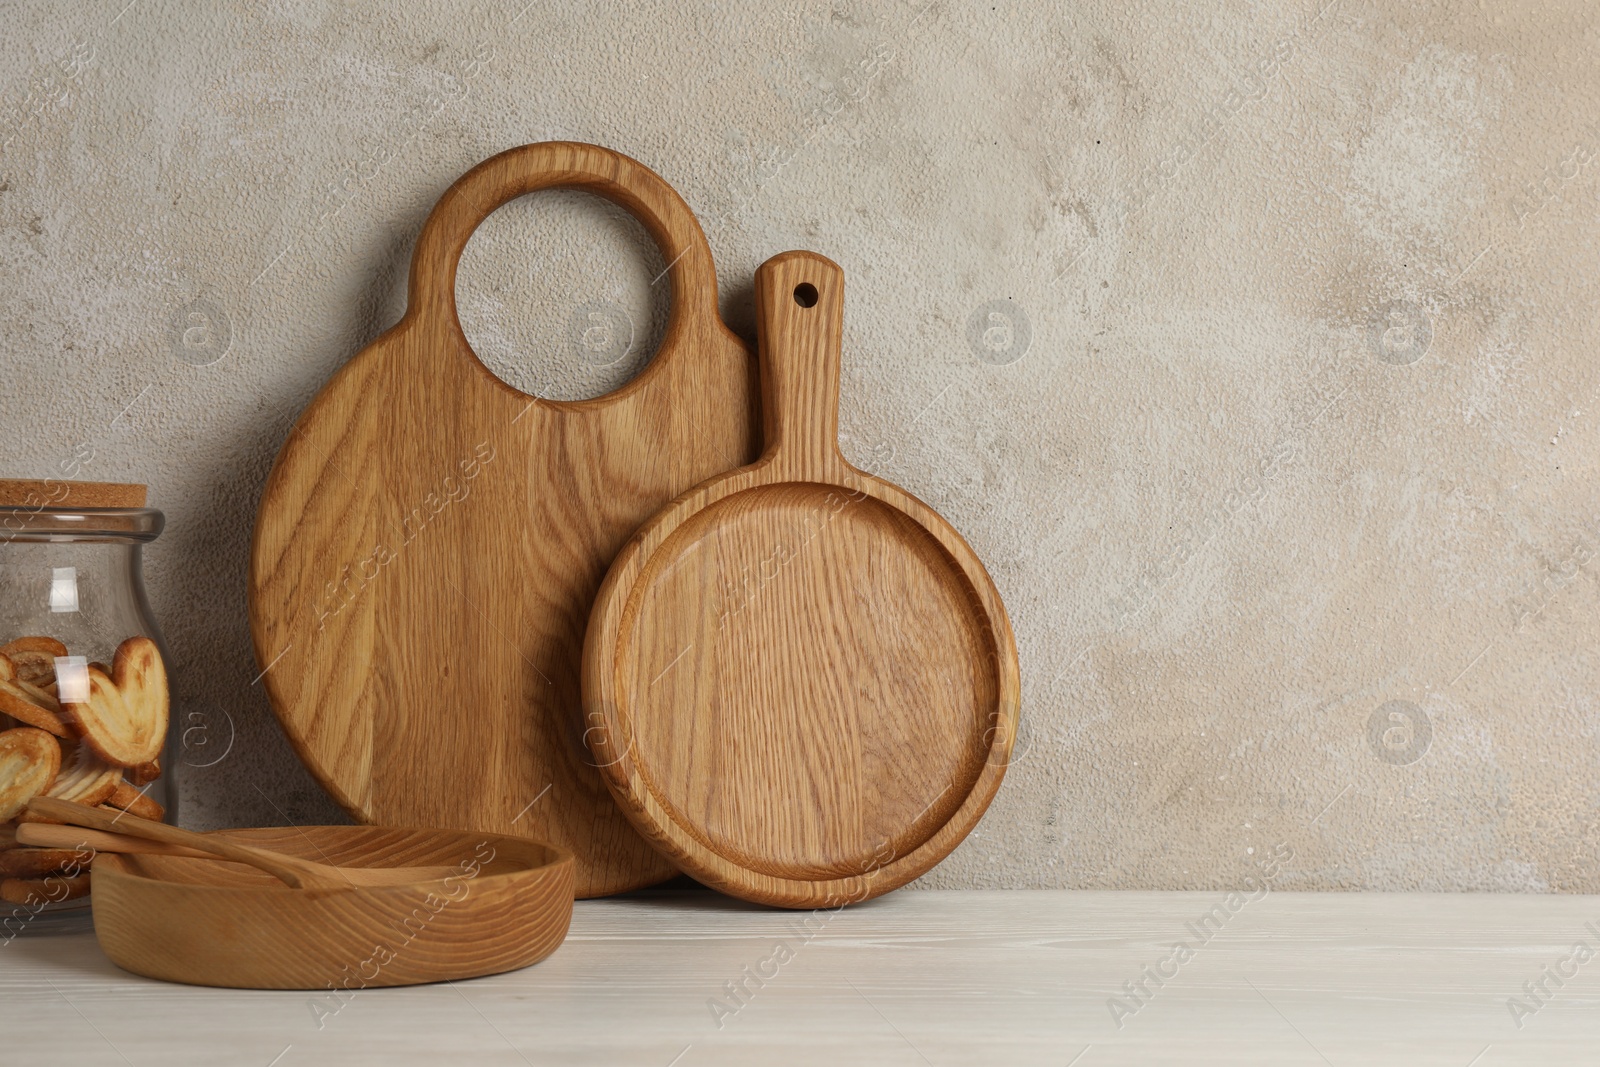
0,479,173,931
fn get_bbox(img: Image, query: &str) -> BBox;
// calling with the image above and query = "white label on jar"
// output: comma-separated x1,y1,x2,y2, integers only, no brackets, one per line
55,656,89,703
49,567,79,613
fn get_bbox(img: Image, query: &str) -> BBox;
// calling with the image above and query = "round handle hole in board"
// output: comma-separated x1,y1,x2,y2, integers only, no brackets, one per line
455,190,669,401
793,283,818,308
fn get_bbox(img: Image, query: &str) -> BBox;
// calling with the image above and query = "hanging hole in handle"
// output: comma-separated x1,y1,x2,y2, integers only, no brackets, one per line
455,190,669,401
793,283,819,308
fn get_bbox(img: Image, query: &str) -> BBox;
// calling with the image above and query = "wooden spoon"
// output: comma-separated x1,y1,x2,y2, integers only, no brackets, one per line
17,823,217,859
24,798,458,888
14,823,467,888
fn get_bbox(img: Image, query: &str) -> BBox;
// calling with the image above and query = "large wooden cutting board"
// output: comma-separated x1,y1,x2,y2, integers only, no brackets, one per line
249,142,758,897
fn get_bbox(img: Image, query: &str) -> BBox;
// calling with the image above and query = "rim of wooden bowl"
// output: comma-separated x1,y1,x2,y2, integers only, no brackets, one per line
90,825,573,892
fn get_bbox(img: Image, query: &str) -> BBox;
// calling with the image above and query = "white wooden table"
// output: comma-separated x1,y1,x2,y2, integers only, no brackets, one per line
4,890,1597,1065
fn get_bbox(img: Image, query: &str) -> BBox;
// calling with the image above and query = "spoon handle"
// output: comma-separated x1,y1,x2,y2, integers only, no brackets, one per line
16,823,213,859
25,797,344,889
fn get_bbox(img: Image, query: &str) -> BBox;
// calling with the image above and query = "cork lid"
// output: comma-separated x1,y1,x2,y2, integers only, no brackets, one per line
0,479,148,509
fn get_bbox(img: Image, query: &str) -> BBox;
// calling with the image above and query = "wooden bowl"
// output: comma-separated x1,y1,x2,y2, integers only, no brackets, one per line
89,826,573,989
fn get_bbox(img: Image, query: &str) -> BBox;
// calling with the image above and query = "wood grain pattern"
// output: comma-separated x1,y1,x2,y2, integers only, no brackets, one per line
25,797,454,887
16,822,264,859
90,826,573,989
248,142,759,897
583,251,1020,908
0,480,146,509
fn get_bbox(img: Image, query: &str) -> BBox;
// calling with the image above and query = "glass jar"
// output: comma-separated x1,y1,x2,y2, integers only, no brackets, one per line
0,479,173,931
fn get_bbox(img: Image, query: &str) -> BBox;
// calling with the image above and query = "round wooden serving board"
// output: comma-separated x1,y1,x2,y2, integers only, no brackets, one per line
249,142,758,897
582,251,1020,908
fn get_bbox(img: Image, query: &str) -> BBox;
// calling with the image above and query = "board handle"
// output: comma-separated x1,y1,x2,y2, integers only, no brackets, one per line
754,251,847,480
408,141,720,361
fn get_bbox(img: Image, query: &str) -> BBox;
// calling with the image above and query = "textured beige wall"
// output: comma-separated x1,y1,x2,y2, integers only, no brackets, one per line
1,0,1596,891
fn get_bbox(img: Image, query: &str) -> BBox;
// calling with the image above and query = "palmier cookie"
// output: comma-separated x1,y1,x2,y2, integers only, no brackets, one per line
104,779,164,821
0,847,90,879
0,728,62,822
35,740,121,812
0,871,89,905
0,675,69,739
62,636,167,768
0,637,67,688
